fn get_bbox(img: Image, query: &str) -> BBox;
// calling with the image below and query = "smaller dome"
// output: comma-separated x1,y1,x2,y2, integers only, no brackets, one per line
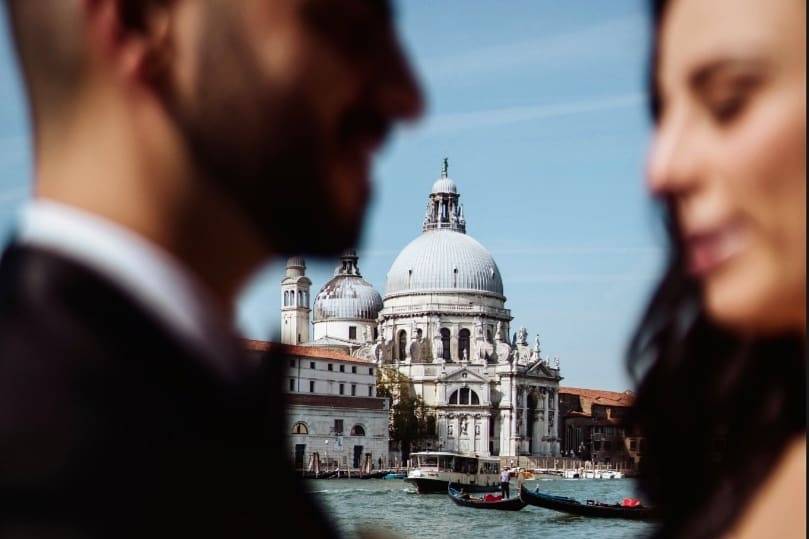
431,177,457,195
313,275,382,322
313,250,382,323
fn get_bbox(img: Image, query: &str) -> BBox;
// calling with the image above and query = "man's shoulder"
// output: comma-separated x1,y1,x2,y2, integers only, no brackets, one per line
0,243,211,393
0,243,180,351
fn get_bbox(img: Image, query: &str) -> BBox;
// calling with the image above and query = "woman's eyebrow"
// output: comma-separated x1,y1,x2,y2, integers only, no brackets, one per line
689,57,768,90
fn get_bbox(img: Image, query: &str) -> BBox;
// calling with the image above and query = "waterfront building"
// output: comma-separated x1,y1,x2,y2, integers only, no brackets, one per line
559,386,643,470
280,160,563,458
246,340,389,472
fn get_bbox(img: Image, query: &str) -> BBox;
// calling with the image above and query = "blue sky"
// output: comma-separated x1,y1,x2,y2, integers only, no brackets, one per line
0,1,664,391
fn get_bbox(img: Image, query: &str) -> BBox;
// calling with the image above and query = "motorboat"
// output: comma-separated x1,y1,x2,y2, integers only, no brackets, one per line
405,452,501,494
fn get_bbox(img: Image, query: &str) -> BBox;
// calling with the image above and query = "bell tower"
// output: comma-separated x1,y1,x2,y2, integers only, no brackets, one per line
281,256,311,344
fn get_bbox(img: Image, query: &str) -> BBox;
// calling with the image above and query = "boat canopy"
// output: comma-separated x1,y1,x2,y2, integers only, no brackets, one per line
411,452,499,475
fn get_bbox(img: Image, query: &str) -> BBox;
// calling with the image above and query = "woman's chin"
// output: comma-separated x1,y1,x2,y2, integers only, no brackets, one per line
704,272,804,337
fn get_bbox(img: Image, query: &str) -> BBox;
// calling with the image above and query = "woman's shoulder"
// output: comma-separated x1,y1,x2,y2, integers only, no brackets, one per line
726,435,806,539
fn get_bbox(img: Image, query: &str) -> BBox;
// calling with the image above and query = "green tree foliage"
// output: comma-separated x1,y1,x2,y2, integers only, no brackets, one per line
376,367,435,459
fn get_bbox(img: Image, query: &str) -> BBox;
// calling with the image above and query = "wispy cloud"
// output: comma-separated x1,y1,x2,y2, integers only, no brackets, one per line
508,272,657,285
411,93,644,137
489,245,661,256
418,13,648,82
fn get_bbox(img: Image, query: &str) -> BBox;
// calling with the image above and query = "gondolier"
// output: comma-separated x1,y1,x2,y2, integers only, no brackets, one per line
499,468,511,499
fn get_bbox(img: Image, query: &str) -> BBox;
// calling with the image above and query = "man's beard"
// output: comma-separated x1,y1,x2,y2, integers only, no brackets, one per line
164,15,368,258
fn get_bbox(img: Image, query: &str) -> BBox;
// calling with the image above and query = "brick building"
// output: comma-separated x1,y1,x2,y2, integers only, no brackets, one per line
559,387,644,470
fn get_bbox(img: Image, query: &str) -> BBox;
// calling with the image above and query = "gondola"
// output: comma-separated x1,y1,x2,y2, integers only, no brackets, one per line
519,485,656,520
448,484,527,511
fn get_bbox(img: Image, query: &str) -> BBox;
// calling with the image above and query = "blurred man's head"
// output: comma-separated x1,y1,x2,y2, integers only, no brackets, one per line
5,0,422,257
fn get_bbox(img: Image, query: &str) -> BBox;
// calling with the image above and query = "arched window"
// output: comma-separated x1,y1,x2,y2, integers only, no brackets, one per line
284,291,289,306
290,290,295,305
398,330,407,360
440,328,451,361
291,422,308,435
350,425,365,436
486,328,493,343
458,329,471,361
448,388,480,405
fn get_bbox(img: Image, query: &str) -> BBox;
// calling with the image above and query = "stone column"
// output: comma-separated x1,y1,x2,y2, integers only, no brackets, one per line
481,412,490,456
454,416,461,452
509,380,520,457
532,401,541,456
499,408,511,457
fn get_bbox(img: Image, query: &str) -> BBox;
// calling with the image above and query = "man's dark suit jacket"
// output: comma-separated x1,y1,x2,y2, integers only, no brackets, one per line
0,245,338,537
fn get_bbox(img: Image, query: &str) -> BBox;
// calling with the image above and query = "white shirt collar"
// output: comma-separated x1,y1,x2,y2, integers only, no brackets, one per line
17,199,243,379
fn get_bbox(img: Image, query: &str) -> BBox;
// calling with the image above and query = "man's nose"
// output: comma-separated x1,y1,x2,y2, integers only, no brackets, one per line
374,43,425,122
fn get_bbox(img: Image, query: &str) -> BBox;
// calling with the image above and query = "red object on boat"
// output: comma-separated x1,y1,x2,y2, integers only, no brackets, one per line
621,498,641,507
484,494,503,502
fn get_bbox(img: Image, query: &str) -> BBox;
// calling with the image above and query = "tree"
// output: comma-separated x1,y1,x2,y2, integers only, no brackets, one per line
376,367,435,461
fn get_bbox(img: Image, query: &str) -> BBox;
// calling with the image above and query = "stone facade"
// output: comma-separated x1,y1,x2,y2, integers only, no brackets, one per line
246,341,388,471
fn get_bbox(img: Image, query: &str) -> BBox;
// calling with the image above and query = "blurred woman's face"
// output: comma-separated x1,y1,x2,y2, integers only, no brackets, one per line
648,0,806,334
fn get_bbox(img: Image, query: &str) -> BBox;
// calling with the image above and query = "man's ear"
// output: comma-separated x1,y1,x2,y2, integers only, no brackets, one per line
80,0,174,89
118,0,174,85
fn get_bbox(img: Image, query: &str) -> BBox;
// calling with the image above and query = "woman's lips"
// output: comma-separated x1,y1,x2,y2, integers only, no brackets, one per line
685,220,748,277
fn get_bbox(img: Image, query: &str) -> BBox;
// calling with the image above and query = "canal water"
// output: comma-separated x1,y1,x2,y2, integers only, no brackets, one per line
309,477,656,539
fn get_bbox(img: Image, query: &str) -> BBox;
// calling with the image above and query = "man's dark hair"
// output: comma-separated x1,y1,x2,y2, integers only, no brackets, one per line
626,2,806,538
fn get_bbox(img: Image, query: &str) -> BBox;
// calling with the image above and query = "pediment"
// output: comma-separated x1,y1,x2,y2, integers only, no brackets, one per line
438,367,488,383
525,360,559,379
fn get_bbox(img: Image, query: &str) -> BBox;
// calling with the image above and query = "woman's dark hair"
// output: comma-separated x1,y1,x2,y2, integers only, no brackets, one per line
627,2,806,538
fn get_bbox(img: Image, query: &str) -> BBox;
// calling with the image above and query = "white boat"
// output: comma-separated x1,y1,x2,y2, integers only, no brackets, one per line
405,452,501,494
562,469,581,479
566,468,623,480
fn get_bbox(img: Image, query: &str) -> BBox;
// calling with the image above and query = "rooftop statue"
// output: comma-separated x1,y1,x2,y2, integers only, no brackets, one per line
517,327,528,346
495,321,505,342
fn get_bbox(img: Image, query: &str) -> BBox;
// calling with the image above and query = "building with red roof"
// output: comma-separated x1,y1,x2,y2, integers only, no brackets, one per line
559,386,644,470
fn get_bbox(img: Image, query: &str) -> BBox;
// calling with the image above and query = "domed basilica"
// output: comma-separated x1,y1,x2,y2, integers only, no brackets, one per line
280,160,562,457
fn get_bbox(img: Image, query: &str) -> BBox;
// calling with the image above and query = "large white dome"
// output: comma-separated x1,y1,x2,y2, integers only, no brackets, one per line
384,229,504,299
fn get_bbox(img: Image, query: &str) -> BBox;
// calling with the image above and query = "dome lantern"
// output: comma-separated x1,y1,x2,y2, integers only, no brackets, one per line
424,157,466,233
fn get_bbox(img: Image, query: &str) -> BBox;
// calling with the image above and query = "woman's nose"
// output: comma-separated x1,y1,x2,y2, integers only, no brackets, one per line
646,109,701,197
